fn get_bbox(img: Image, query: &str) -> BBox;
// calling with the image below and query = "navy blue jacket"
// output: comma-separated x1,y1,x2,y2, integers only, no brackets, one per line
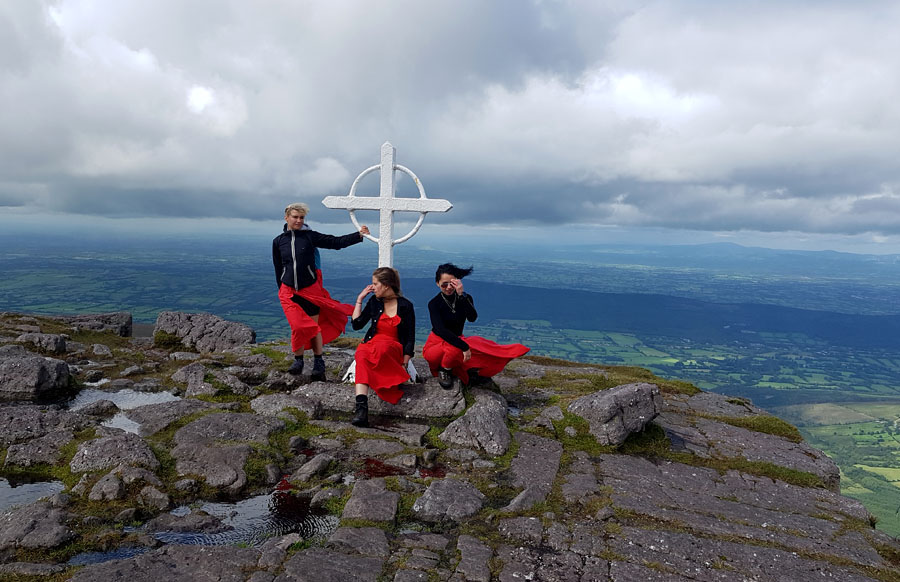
352,296,416,357
272,225,363,290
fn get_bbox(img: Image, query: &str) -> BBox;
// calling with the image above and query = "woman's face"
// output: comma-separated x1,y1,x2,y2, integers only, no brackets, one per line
285,210,305,231
437,273,456,295
372,276,392,299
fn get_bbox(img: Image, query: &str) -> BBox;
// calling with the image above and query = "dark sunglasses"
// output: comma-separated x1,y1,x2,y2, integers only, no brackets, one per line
440,281,454,289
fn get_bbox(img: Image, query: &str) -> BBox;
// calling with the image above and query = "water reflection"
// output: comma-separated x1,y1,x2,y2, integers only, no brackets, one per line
0,477,64,513
149,489,337,547
67,388,181,434
67,388,180,411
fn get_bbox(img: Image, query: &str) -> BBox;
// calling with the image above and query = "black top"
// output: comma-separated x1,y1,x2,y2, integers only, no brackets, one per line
428,292,477,351
352,296,416,357
272,225,363,290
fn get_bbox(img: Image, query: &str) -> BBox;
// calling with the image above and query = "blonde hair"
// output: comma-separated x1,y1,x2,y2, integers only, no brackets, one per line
284,202,309,217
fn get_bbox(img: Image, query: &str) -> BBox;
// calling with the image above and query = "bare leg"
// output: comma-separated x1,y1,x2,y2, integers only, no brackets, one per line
355,383,369,396
310,314,324,356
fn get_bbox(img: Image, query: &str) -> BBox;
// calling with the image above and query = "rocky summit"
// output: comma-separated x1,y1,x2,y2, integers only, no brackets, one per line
0,310,898,582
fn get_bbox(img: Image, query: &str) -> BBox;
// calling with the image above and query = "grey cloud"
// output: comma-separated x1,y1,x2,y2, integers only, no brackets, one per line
1,0,900,239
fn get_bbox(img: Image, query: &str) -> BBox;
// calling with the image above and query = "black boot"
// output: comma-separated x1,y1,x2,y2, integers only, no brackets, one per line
467,368,488,387
351,395,369,427
438,367,454,390
287,356,304,375
310,355,326,382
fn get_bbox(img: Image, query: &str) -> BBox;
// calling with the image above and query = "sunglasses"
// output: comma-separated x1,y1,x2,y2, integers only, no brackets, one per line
440,281,454,289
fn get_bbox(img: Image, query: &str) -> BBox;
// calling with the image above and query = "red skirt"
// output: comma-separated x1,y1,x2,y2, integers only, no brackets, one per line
354,315,408,404
279,271,353,352
423,332,529,385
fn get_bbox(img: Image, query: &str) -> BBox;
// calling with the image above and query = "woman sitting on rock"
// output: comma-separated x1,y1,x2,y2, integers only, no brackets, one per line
349,267,415,427
273,202,369,381
423,263,529,389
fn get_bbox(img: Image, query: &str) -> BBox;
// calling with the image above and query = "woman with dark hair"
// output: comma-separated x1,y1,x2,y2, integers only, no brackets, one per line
423,263,529,389
273,202,369,380
349,267,415,427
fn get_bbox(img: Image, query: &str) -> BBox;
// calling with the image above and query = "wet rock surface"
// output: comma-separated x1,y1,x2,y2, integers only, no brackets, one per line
0,311,898,582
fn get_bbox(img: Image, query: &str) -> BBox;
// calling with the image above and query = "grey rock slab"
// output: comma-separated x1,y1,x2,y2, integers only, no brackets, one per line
0,501,75,551
290,453,335,482
394,570,430,582
311,419,430,447
439,388,510,456
342,478,399,522
608,526,884,582
499,516,543,544
78,399,119,417
251,392,323,420
412,478,485,522
145,510,232,533
169,351,202,361
51,311,132,336
4,428,74,466
170,412,284,491
69,544,260,582
172,412,283,446
398,532,451,551
328,526,391,557
154,310,256,352
561,472,600,504
138,485,170,510
295,380,465,419
120,365,144,377
568,382,663,446
275,547,383,582
667,391,764,417
91,343,113,356
455,534,493,582
15,332,66,354
70,429,160,472
502,432,563,512
0,350,70,402
350,439,406,457
124,399,227,437
0,403,94,447
0,562,68,576
595,455,888,570
657,412,840,491
88,472,125,501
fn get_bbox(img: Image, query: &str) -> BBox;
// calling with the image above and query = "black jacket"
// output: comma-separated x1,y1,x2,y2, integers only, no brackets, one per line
428,292,477,351
352,296,416,357
272,225,363,290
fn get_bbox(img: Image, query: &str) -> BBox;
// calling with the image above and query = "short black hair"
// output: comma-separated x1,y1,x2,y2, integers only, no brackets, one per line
435,263,474,282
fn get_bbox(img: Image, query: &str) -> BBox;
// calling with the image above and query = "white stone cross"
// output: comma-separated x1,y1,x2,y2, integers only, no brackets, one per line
322,142,452,268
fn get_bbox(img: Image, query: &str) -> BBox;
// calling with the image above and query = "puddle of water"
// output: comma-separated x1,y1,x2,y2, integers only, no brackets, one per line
68,488,338,566
66,389,181,434
67,388,180,411
68,547,149,566
0,477,65,513
148,490,337,547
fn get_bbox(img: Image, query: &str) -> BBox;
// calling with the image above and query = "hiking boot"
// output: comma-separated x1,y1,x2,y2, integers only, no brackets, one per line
310,355,326,382
287,358,304,375
351,395,369,427
468,368,491,387
438,367,454,390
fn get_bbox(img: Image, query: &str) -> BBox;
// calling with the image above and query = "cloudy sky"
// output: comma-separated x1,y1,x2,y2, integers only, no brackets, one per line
2,1,900,252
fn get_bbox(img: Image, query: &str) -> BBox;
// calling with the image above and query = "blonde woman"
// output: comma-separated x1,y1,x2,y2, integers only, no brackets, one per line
273,203,369,380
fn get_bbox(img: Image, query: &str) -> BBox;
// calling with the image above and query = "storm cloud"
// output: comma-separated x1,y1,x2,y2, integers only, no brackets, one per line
2,0,899,237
